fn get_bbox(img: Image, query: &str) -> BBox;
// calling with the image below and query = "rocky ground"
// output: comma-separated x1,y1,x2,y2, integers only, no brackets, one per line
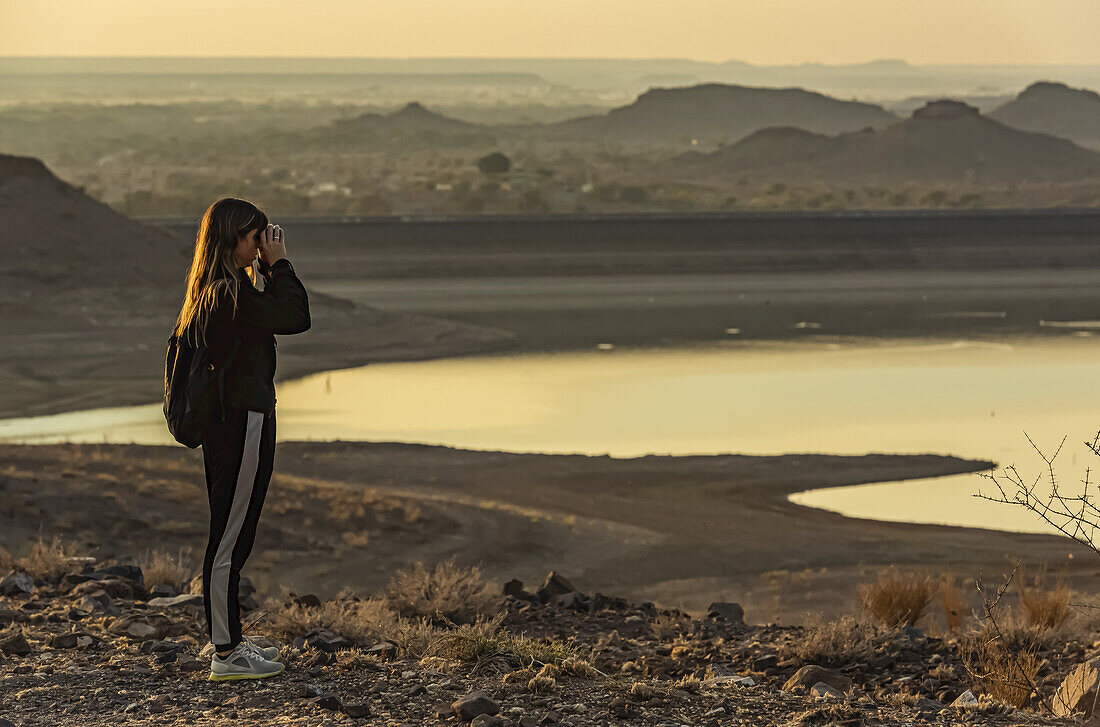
0,554,1087,727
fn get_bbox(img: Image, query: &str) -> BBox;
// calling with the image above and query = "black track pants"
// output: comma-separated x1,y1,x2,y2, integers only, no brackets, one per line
201,407,276,650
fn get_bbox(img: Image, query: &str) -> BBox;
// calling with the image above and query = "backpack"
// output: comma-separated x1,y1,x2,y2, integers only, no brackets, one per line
163,327,240,448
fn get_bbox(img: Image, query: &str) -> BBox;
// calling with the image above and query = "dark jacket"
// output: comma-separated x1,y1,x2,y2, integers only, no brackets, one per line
203,257,311,415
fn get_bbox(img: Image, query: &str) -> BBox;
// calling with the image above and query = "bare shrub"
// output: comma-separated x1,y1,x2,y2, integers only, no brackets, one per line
384,557,498,625
961,636,1041,708
780,614,878,667
136,547,194,589
858,570,934,627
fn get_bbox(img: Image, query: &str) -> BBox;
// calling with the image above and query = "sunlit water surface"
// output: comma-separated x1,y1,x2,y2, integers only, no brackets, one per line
3,337,1100,535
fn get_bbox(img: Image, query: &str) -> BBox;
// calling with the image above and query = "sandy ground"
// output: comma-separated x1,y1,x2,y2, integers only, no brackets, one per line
1,440,1091,625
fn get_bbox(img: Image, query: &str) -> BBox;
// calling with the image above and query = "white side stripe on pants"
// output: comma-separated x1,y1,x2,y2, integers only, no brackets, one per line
209,410,265,646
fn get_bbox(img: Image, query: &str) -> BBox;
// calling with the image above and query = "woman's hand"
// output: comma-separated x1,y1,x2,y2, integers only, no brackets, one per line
258,224,287,266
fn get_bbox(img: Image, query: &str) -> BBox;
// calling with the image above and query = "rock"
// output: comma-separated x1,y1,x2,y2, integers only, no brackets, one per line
431,703,454,719
75,591,114,614
0,571,34,596
126,622,159,639
783,665,852,694
91,565,144,586
608,698,638,719
452,691,499,721
342,702,370,718
304,628,351,652
365,641,397,658
311,693,342,711
296,684,324,698
293,593,322,608
178,655,205,672
811,682,843,699
72,578,133,600
148,583,179,599
753,654,779,670
503,579,527,599
554,592,586,610
951,690,980,709
0,718,15,727
706,602,745,625
49,632,81,649
404,685,427,698
1054,657,1100,718
0,631,32,656
536,572,575,602
471,715,502,727
147,594,203,608
60,573,96,591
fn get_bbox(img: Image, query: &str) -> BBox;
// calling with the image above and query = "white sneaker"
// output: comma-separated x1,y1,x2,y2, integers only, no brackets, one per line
208,641,285,681
242,635,280,661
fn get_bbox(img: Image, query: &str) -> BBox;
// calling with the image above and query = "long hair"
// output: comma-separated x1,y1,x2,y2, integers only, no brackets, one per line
173,197,269,347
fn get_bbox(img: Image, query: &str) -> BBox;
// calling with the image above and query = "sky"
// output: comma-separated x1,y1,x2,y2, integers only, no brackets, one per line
1,0,1099,65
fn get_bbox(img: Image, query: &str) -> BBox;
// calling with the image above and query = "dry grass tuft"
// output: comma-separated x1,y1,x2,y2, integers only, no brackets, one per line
536,662,562,680
263,587,403,647
20,534,88,581
422,611,576,675
649,611,689,640
939,575,968,632
502,666,537,684
384,557,499,625
333,648,381,671
136,547,194,589
1018,572,1072,630
0,546,14,572
629,682,657,700
859,570,934,628
527,675,556,694
674,674,703,693
560,656,601,680
791,702,862,726
780,615,878,667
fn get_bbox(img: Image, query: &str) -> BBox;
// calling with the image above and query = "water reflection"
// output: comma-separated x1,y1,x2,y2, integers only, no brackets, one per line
2,336,1100,534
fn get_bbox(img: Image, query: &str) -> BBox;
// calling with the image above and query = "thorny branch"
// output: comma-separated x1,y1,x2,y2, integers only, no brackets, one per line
965,565,1054,714
975,431,1100,560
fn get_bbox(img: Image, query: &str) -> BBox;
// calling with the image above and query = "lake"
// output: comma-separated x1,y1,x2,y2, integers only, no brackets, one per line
3,335,1100,535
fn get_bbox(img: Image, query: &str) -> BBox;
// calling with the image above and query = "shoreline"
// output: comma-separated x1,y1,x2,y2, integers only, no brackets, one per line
1,439,1089,624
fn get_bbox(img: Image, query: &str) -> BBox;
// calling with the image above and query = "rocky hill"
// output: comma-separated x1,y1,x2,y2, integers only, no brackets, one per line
990,81,1100,150
314,102,497,148
0,545,1079,726
542,84,898,144
669,100,1100,184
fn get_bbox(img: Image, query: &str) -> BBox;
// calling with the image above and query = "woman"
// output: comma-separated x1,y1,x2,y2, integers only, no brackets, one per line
172,197,310,681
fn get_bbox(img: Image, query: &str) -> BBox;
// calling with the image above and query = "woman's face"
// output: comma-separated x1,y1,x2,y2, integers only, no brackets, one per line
233,228,261,269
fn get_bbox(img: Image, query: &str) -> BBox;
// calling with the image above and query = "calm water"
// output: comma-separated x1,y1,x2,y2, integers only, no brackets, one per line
3,336,1100,534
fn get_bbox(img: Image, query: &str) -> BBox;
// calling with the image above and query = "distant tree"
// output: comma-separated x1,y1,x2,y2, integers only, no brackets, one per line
477,152,511,175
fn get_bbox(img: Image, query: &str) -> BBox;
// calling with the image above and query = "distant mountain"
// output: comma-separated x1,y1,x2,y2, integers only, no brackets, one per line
341,102,477,133
541,83,898,144
312,102,495,148
669,100,1100,184
989,81,1100,149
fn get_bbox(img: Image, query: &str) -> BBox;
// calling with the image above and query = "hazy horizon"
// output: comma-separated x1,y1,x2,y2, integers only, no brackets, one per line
3,0,1100,65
